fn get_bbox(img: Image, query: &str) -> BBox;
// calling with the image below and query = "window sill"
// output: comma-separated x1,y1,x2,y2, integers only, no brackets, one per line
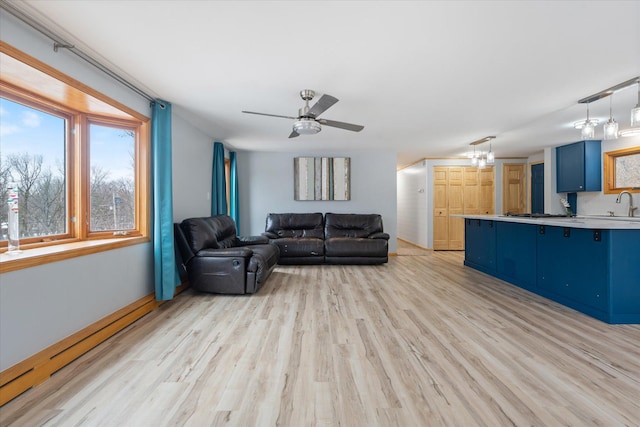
0,236,150,274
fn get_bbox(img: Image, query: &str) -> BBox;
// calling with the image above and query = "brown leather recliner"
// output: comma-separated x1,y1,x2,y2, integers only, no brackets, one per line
174,215,280,294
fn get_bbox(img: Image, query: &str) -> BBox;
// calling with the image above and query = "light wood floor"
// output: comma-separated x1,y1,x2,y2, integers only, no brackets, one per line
2,252,640,426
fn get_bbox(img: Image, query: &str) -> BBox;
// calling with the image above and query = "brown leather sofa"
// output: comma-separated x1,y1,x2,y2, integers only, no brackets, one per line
175,215,280,294
263,213,389,265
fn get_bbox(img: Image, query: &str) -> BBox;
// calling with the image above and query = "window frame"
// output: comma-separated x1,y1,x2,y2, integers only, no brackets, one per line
603,146,640,194
0,41,150,272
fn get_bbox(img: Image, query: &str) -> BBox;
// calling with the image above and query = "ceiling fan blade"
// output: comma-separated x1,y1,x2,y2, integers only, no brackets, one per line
242,111,297,120
306,94,338,118
289,130,300,138
318,119,364,132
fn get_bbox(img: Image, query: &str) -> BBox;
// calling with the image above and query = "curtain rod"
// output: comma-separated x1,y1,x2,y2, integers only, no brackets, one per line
0,0,156,103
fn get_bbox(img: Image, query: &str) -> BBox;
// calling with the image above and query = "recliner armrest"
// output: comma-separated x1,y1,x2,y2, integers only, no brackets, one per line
369,232,390,240
197,247,253,258
261,231,278,239
238,235,270,245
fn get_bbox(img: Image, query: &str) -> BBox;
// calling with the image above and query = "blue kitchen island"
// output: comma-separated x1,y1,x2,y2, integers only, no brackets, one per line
461,215,640,324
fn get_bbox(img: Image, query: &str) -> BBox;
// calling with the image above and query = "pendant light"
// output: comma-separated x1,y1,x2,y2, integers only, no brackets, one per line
631,82,640,127
486,140,495,164
471,145,478,165
603,95,619,140
581,103,596,139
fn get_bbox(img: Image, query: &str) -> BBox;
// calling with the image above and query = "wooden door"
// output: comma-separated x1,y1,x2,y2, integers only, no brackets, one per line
434,166,495,250
448,168,465,250
433,167,449,250
503,164,526,214
479,166,495,215
463,167,479,214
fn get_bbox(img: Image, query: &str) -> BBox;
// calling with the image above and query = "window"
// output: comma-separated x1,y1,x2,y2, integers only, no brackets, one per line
0,97,70,243
603,146,640,194
0,43,149,267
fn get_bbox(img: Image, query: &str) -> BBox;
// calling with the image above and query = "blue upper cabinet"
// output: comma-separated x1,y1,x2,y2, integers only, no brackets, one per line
556,140,601,192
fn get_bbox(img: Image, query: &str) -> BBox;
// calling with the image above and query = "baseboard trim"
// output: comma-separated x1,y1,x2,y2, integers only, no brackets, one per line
0,283,188,406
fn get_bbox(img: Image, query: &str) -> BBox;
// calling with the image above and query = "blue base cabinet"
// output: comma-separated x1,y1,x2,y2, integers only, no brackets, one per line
537,226,609,319
496,222,537,292
464,219,640,324
464,219,496,274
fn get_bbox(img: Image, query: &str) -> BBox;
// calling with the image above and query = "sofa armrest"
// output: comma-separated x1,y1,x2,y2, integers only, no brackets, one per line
238,235,270,245
369,232,390,240
197,247,253,258
261,231,279,239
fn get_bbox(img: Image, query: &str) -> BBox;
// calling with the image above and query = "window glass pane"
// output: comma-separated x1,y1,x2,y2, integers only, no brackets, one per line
89,123,135,231
0,97,67,241
615,153,640,188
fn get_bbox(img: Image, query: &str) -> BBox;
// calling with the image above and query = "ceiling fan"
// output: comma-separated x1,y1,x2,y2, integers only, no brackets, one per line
242,89,364,138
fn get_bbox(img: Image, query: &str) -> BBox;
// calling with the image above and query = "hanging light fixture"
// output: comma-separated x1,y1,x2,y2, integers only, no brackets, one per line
577,76,640,139
580,103,596,139
471,145,478,165
603,95,619,140
630,82,640,127
486,140,495,164
469,136,495,167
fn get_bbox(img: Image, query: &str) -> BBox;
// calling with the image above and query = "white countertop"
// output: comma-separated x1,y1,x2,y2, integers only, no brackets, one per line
456,214,640,230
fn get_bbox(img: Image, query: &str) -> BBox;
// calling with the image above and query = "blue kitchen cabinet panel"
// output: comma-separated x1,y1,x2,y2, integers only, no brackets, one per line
496,221,537,291
556,140,601,192
537,225,608,313
464,219,496,274
608,230,640,323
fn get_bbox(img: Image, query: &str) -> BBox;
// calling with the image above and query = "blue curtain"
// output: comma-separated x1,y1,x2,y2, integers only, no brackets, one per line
211,141,227,216
152,100,180,301
229,151,240,234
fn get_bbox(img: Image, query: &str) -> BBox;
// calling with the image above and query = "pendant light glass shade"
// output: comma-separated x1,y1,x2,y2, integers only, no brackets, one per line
487,150,495,164
580,103,596,139
486,141,495,164
603,119,619,140
581,121,595,139
632,84,640,127
603,95,618,140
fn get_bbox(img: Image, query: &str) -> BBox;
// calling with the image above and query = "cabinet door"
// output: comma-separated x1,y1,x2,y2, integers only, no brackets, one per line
464,219,496,272
496,222,537,291
557,142,585,192
537,226,608,311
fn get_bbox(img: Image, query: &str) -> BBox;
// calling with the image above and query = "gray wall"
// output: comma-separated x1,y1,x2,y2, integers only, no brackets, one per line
236,150,398,253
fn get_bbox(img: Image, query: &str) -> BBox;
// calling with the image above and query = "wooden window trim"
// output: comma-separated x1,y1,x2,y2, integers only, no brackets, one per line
603,146,640,194
0,42,150,272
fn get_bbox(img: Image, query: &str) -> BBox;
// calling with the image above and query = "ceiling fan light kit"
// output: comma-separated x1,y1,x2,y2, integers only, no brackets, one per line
242,89,364,139
293,118,321,135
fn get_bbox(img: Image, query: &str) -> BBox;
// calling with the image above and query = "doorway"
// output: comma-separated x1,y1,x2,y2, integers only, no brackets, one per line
530,162,544,214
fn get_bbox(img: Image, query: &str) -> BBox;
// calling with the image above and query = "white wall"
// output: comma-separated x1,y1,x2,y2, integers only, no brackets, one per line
236,150,398,253
0,11,213,371
397,161,427,247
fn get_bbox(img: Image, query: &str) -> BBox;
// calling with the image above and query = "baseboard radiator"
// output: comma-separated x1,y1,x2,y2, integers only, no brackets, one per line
0,283,188,406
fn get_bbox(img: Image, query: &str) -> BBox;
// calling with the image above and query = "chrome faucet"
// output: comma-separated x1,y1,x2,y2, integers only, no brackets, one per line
616,191,637,217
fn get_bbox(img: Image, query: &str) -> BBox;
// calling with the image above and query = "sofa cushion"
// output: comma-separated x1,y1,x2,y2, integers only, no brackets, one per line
325,237,388,257
265,213,324,239
271,237,324,258
324,213,384,239
181,216,238,252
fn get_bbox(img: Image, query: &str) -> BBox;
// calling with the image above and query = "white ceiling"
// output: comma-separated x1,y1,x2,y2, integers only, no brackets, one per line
13,1,640,167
